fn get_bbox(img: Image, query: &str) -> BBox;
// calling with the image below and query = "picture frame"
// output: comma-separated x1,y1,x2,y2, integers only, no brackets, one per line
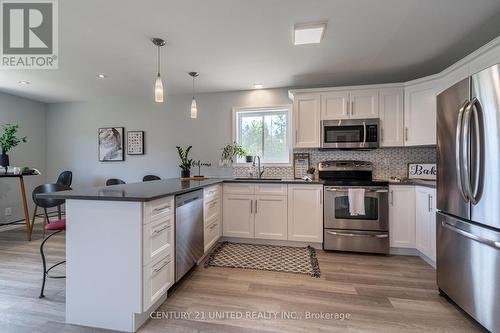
98,127,124,162
408,163,437,180
127,131,145,155
293,153,310,179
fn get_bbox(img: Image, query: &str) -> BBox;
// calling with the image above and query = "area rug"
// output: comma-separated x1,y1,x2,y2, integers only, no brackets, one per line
205,241,320,278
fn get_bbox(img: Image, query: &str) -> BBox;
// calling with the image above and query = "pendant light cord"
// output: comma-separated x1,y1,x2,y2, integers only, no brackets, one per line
192,76,195,98
157,46,161,75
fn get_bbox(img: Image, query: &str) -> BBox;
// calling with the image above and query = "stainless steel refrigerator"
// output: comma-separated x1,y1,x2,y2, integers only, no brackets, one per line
437,63,500,333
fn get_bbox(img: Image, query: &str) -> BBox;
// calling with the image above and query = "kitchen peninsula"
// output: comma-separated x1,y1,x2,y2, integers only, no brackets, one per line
39,177,323,332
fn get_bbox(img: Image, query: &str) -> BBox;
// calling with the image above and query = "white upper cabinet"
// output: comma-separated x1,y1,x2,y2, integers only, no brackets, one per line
379,88,404,147
320,89,378,120
321,91,349,120
404,80,437,146
389,185,416,248
293,93,321,148
349,89,379,119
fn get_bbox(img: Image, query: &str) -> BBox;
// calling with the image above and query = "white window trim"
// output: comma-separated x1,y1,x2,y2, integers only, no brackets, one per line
232,104,293,167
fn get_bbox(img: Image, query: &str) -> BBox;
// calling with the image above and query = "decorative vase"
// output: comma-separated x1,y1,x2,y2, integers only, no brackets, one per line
0,152,9,171
181,170,190,178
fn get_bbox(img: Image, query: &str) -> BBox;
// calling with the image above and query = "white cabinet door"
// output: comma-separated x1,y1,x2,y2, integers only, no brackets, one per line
254,195,288,240
415,187,432,257
379,88,404,147
349,89,379,119
293,93,321,148
320,91,349,120
404,81,437,146
389,186,415,248
222,194,254,238
287,185,323,242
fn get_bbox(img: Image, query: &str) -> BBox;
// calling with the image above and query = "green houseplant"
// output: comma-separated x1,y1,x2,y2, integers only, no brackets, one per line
176,145,194,178
220,142,248,167
0,124,27,171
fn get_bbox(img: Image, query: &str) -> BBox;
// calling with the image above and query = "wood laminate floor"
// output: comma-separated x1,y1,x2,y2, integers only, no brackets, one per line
0,227,485,333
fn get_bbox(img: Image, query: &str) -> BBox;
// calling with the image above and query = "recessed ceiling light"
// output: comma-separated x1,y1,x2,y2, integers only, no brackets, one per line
294,22,327,45
18,80,30,85
97,73,107,79
253,84,263,89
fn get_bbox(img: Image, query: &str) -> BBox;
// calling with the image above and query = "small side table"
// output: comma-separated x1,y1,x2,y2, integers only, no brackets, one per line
0,173,38,241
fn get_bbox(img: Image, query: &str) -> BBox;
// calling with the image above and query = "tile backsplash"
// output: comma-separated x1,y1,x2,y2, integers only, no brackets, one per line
233,147,436,180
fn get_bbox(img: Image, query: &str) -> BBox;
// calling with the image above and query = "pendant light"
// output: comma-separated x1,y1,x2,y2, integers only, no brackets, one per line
188,72,199,118
152,38,166,103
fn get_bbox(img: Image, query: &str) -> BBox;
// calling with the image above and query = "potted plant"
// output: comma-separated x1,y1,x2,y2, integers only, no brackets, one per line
306,167,316,179
0,124,27,172
220,142,248,167
176,145,194,178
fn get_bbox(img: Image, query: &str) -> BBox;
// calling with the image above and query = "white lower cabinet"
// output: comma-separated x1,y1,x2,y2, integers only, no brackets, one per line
204,216,221,252
287,185,323,242
389,185,416,248
143,253,173,311
254,195,288,240
223,194,254,238
415,187,436,261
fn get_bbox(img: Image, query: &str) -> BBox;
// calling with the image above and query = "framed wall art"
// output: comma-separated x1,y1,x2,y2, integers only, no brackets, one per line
98,127,124,161
293,153,310,179
127,131,144,155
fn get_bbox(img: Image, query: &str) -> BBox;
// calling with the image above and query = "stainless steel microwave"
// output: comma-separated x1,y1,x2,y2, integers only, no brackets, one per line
321,119,379,149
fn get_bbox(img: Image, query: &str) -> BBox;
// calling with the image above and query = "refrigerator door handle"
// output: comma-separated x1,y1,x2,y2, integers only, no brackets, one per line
441,221,500,250
469,98,484,205
455,100,469,202
462,102,473,201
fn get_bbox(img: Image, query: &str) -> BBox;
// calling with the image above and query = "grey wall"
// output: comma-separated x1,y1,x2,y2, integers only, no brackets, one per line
0,92,47,224
46,88,291,188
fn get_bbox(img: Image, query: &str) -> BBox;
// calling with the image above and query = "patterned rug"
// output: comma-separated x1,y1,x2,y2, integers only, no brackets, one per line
205,241,320,278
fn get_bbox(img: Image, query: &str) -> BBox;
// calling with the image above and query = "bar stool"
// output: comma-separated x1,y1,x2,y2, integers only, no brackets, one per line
32,183,71,298
143,175,160,182
106,178,125,186
56,171,72,219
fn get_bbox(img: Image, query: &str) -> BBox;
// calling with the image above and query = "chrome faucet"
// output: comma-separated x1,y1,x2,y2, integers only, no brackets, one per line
253,156,265,178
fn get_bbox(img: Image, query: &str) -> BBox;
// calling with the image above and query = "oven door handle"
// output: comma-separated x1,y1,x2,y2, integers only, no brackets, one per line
326,230,388,238
325,188,388,193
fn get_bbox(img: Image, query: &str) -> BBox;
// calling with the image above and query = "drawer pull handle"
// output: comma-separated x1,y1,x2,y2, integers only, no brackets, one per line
209,202,216,208
209,223,217,230
152,225,170,235
326,230,388,238
153,260,170,273
153,205,171,213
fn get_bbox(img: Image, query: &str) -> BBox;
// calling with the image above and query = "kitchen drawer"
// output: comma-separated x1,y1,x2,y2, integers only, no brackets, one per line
254,184,287,196
204,216,220,253
143,253,173,311
324,229,389,254
143,216,173,265
204,185,221,203
144,196,174,224
204,197,220,224
223,183,254,195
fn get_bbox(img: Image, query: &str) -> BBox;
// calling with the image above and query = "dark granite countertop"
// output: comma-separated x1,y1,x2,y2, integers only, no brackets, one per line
388,179,436,188
37,177,323,202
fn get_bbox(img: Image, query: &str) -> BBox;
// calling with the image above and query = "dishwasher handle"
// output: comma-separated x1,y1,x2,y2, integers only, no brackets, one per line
176,190,203,208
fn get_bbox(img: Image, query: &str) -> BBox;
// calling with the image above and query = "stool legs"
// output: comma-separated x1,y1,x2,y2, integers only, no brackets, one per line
39,230,65,298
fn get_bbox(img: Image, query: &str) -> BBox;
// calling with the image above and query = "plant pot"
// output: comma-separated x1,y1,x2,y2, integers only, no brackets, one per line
245,156,254,163
181,170,190,178
0,153,9,169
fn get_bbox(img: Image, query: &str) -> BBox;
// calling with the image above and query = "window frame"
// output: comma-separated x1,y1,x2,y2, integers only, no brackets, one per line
232,105,293,167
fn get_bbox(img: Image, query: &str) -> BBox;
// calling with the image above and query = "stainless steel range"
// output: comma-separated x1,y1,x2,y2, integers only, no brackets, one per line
320,161,389,254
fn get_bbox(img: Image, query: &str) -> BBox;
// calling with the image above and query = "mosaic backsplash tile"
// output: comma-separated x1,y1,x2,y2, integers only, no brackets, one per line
233,147,436,180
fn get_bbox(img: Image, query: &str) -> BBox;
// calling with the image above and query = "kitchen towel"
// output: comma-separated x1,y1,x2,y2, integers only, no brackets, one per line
348,188,365,216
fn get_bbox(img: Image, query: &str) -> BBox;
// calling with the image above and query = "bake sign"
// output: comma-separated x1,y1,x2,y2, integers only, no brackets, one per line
408,163,437,180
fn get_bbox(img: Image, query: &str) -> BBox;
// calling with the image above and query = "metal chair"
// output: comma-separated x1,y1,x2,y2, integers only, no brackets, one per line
106,178,126,186
143,175,160,182
32,183,71,298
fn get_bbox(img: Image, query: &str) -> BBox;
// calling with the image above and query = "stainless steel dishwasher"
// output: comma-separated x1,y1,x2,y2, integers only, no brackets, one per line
175,189,204,282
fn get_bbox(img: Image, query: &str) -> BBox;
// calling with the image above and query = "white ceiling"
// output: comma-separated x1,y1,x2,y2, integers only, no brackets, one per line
1,0,500,103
